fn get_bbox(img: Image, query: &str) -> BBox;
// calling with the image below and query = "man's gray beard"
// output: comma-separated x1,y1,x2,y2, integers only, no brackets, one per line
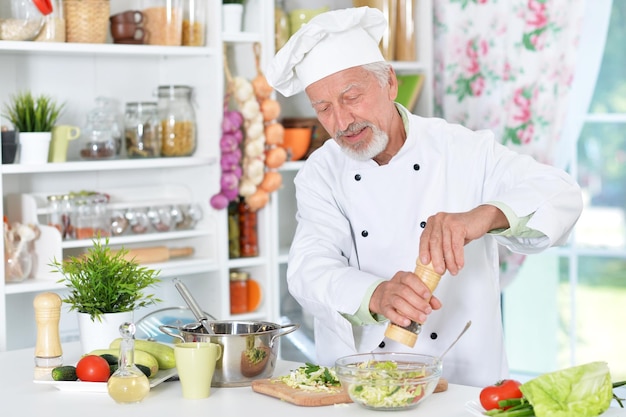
337,123,389,162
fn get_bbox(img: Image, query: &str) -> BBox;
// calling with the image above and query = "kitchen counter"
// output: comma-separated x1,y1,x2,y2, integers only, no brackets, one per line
2,342,625,416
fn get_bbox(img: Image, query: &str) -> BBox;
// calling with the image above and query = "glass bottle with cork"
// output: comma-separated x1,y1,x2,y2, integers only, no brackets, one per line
384,259,443,347
107,322,150,403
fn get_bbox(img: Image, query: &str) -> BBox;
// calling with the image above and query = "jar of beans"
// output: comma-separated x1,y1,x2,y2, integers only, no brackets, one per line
124,102,161,158
157,85,197,157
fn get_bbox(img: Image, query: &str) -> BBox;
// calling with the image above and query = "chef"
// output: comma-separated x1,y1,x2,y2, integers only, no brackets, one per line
266,7,583,387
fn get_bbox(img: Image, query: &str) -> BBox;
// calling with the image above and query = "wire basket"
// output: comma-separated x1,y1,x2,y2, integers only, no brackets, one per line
63,0,110,44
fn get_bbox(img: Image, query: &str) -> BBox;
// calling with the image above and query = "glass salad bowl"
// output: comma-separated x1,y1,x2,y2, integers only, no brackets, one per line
335,352,442,411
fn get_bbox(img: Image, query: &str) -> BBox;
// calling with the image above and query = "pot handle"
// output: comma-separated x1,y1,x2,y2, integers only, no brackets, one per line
159,324,186,343
269,323,300,348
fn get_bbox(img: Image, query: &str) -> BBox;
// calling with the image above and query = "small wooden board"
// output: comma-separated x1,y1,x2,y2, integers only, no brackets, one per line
251,378,351,407
251,377,448,407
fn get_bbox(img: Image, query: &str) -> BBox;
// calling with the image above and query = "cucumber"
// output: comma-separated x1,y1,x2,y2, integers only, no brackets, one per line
88,349,158,377
109,364,151,378
100,353,118,366
110,338,176,370
52,365,78,381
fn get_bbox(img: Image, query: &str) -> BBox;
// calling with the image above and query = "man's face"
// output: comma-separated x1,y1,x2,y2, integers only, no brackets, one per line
305,66,397,161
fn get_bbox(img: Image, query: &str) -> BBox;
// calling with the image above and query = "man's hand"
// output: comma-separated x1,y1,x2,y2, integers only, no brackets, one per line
369,271,442,328
419,205,509,275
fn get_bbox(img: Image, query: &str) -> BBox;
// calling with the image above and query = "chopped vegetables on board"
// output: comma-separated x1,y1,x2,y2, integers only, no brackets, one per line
277,363,341,392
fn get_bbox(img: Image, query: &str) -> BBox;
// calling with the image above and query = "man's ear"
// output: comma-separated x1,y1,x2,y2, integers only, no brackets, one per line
388,66,399,101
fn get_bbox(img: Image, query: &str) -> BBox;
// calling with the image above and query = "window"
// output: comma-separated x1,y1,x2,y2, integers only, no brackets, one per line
503,0,626,381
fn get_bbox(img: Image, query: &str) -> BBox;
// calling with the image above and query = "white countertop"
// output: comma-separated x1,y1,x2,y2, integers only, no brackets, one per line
3,342,625,417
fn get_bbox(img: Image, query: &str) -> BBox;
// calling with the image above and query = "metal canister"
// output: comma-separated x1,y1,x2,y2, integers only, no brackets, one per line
157,85,196,157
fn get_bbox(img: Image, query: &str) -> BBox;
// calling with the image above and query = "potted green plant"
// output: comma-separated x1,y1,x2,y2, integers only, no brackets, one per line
222,0,245,32
51,237,162,353
1,91,64,164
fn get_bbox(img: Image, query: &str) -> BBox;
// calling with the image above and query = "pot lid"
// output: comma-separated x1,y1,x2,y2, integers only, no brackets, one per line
32,0,53,16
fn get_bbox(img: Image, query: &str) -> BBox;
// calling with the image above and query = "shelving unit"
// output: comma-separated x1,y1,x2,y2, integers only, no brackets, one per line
0,0,277,352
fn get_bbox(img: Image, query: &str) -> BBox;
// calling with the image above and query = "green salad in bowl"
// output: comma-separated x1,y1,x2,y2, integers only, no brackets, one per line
335,352,442,410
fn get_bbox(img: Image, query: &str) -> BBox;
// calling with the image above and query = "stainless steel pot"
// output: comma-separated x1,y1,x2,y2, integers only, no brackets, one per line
160,320,299,387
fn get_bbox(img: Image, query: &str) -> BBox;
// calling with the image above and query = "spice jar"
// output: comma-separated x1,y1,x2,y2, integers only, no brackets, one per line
182,0,205,46
72,193,110,240
229,271,249,314
34,0,65,42
46,194,73,239
124,102,161,158
0,0,51,41
142,0,182,46
238,199,258,257
157,85,197,157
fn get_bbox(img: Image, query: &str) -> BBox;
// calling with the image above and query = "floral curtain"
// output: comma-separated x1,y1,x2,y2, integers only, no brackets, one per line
432,0,586,286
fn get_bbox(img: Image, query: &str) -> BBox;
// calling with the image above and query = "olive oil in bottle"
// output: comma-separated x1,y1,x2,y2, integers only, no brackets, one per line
107,322,150,403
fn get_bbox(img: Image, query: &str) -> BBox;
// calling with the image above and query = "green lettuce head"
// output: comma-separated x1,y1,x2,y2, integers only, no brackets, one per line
520,361,612,417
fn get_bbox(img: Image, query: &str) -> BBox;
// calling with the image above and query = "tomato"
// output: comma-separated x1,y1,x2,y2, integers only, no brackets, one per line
479,379,523,411
75,355,110,382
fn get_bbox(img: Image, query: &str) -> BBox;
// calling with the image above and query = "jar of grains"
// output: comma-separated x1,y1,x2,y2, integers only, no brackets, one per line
157,85,197,157
181,0,205,46
124,102,161,158
34,0,65,42
142,0,182,46
0,0,51,41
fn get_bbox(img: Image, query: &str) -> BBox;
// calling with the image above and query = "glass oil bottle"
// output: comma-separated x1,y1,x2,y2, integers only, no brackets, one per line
107,322,150,403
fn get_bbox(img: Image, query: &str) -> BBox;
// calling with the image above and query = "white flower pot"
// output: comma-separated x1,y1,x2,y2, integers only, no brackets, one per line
18,132,52,165
222,4,244,33
77,311,134,354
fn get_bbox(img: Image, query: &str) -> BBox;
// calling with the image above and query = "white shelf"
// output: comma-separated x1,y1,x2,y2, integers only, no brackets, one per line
0,41,217,57
1,157,216,174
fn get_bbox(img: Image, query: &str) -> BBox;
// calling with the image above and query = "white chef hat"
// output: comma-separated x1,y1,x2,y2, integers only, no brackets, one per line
266,7,387,97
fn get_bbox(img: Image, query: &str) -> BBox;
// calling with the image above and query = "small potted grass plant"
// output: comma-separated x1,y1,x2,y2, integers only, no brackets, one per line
51,237,162,353
1,91,64,164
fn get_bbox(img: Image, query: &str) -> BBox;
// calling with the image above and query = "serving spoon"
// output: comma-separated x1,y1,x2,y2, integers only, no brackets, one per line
438,320,472,361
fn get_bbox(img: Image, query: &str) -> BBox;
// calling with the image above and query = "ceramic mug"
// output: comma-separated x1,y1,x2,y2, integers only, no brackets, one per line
175,342,222,399
110,23,145,42
49,125,80,163
109,10,144,25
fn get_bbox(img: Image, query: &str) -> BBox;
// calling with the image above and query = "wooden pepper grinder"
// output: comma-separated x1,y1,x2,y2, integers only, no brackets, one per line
384,259,442,347
33,292,63,379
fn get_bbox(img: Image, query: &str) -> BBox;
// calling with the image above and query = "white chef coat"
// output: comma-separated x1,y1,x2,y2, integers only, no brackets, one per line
286,109,583,387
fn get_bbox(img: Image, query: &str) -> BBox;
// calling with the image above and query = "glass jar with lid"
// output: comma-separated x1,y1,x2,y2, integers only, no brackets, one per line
124,102,161,158
0,0,52,41
79,97,122,160
157,85,197,157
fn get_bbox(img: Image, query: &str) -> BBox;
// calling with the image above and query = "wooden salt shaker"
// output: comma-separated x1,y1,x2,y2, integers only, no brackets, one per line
33,292,63,379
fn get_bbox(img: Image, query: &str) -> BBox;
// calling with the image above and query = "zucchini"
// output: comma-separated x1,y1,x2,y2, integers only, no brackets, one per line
88,349,158,377
52,365,78,381
110,338,176,370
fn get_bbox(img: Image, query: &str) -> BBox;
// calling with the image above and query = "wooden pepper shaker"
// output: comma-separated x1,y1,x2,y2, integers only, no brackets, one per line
33,292,63,378
384,260,442,347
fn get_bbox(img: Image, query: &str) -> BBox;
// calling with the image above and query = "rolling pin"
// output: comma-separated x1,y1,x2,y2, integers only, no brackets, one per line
112,246,195,264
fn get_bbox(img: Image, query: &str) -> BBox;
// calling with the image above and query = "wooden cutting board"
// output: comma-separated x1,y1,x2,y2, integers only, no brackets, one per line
251,377,448,407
